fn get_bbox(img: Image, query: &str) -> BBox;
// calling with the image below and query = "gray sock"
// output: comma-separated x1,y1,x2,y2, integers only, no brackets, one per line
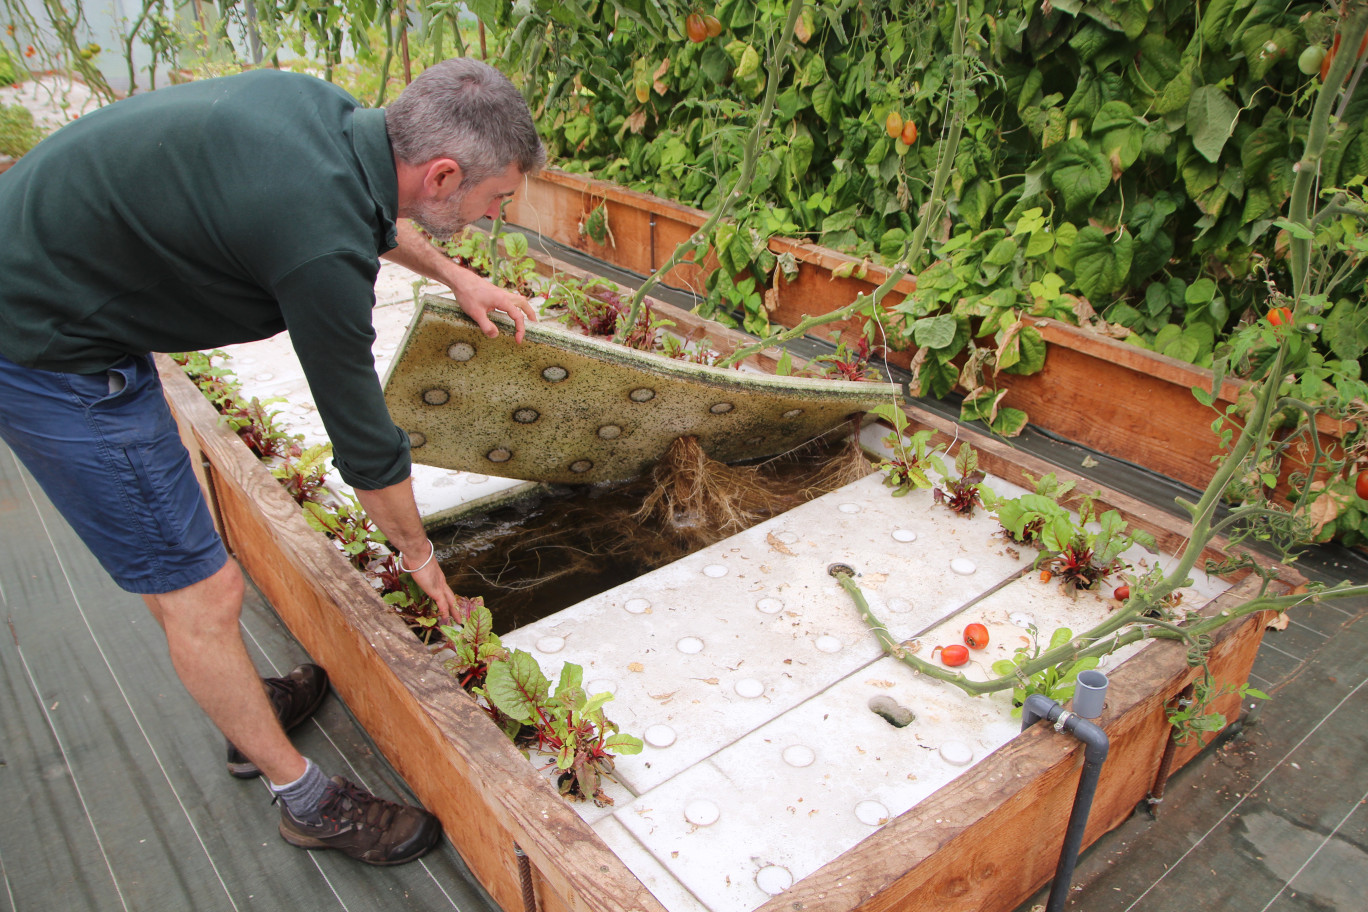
270,758,329,823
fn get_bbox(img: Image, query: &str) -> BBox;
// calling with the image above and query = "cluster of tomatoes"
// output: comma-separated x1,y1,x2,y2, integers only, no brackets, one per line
1261,308,1368,499
931,581,1138,667
684,10,723,43
932,623,989,667
884,110,918,146
1300,26,1368,80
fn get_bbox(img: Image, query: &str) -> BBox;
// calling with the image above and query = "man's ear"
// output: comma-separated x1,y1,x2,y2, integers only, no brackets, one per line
423,158,464,199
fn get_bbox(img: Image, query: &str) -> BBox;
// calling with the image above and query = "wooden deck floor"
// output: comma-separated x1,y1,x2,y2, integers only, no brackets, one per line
0,442,499,912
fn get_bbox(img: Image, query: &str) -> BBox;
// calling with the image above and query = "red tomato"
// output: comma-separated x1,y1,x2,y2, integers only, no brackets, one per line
1113,585,1131,601
934,644,970,666
901,121,918,145
685,12,708,43
1356,470,1368,500
1268,307,1292,326
963,623,989,650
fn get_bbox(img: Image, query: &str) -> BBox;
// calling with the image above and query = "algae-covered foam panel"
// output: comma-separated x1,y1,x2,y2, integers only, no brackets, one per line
382,295,900,484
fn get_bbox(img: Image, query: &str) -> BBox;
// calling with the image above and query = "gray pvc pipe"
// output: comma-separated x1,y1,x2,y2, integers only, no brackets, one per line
1021,694,1111,912
1071,669,1110,719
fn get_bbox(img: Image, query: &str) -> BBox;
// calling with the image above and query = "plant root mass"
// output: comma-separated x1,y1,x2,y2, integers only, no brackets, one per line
430,432,873,632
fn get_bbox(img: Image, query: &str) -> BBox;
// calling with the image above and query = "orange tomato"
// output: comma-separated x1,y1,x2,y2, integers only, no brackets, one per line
963,623,989,650
885,110,903,139
934,644,970,666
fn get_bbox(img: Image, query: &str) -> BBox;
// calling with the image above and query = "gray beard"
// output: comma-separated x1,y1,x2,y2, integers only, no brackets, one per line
407,186,471,241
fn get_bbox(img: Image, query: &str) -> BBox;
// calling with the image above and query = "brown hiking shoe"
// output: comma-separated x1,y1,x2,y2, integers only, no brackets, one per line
278,777,443,865
227,664,330,779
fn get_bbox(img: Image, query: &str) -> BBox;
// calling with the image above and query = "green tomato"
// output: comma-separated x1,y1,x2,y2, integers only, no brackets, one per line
1298,45,1326,76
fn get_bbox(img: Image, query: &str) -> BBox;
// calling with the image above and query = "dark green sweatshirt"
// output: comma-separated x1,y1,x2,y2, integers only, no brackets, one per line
0,70,410,490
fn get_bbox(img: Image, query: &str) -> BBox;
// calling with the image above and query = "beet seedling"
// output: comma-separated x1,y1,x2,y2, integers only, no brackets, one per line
933,443,985,516
479,651,643,805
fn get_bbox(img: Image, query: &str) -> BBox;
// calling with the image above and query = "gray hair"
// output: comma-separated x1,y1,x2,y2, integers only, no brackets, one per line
385,58,546,186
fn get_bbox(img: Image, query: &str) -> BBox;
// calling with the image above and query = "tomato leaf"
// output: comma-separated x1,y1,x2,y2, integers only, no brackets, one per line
959,178,998,230
811,80,839,122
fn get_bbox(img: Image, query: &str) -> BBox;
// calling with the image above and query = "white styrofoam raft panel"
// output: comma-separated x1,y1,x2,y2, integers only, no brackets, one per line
611,655,1024,912
500,472,1039,794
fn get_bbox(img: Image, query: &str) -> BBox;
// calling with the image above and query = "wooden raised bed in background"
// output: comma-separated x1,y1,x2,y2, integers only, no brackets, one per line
505,169,1347,499
156,313,1290,911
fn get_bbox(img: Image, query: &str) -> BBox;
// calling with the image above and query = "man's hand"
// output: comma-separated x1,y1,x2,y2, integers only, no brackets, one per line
382,219,538,343
354,481,460,622
405,548,458,622
452,271,538,343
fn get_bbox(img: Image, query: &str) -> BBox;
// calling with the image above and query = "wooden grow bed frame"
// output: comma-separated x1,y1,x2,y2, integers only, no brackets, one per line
158,277,1295,911
504,169,1349,501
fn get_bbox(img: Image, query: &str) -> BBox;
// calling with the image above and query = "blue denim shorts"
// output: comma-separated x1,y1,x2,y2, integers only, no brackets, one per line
0,350,227,594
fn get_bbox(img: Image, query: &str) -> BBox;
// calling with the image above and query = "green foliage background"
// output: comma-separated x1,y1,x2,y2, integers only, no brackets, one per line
478,0,1367,379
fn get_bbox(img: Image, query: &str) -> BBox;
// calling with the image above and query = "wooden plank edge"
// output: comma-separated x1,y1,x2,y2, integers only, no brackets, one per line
513,169,918,294
156,356,666,912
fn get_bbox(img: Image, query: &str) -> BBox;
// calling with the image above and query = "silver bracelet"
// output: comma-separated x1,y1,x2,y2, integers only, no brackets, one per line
398,538,435,574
